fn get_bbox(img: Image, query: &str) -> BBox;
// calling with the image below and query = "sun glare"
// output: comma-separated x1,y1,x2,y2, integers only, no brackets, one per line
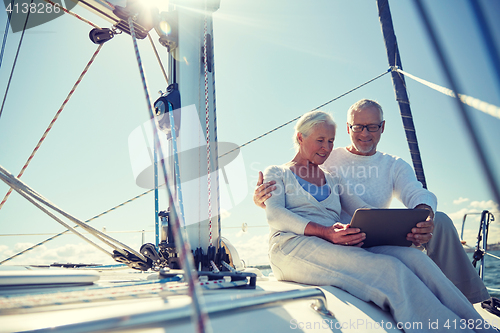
141,0,169,12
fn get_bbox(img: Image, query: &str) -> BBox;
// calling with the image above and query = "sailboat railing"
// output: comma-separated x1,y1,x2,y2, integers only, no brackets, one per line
460,211,499,281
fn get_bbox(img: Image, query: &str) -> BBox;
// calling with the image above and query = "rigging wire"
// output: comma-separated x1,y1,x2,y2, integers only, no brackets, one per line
0,166,112,258
467,0,500,95
147,32,169,84
396,68,500,120
127,15,210,333
377,0,428,189
219,69,390,159
0,69,390,264
0,187,153,265
413,0,500,209
0,0,14,70
0,0,33,120
0,44,104,212
211,28,222,255
203,12,213,248
0,164,147,261
43,0,101,29
1,67,391,265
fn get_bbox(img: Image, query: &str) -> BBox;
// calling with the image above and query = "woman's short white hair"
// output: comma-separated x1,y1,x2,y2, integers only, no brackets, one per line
293,110,336,150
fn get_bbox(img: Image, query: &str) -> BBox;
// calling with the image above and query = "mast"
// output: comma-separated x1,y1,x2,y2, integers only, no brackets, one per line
156,0,222,269
376,0,428,189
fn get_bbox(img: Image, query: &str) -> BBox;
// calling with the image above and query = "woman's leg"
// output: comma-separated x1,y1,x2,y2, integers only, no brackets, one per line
270,234,492,332
368,246,494,332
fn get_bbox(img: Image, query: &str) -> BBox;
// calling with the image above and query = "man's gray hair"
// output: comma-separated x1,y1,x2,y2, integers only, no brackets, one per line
347,99,384,124
293,110,336,150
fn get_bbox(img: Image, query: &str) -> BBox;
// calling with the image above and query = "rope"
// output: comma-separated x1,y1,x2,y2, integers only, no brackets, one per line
0,44,104,212
211,35,221,253
168,106,186,220
127,16,210,333
43,0,100,29
97,0,115,10
147,32,169,84
486,252,500,261
0,164,147,261
0,0,14,70
395,68,500,120
467,0,500,95
0,230,154,237
203,14,213,247
0,0,33,120
0,166,112,259
0,188,153,265
413,0,500,208
219,69,390,159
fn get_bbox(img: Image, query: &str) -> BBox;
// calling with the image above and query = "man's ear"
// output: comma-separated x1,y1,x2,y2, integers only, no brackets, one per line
346,122,350,134
381,120,386,134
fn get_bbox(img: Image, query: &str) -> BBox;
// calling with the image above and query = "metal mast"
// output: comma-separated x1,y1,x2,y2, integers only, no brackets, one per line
376,0,428,188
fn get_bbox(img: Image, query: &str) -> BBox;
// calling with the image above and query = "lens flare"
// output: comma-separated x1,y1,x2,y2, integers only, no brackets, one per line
158,21,171,36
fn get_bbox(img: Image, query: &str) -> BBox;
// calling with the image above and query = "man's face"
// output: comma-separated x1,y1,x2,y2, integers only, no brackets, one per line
347,106,385,156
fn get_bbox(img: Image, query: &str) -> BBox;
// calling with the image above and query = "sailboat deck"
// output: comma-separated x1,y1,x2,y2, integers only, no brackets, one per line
0,266,406,332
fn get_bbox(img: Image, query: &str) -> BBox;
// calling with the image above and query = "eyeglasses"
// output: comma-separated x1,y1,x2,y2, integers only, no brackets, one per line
349,122,384,133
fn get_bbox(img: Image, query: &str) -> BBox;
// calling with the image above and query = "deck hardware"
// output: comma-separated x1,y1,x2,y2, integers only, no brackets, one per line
89,28,114,44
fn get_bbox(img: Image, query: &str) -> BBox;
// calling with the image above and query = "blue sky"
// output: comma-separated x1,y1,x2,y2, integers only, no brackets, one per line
0,0,499,266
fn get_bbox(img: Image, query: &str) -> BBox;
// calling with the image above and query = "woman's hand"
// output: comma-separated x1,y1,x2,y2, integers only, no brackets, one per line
305,222,366,247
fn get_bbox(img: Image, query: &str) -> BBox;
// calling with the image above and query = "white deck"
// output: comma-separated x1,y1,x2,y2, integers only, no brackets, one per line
0,266,403,333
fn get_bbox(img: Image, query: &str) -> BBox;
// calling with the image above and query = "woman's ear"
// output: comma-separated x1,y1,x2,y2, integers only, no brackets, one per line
297,132,303,144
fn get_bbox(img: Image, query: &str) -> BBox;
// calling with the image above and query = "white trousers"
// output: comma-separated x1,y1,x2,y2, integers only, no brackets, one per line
269,232,495,333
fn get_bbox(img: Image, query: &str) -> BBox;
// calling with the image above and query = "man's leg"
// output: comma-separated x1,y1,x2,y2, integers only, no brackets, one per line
426,211,490,303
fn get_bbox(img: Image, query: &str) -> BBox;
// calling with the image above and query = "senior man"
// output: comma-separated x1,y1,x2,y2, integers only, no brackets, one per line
254,99,489,304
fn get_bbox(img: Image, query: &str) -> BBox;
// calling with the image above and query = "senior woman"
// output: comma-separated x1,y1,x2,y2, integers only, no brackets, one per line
264,110,494,333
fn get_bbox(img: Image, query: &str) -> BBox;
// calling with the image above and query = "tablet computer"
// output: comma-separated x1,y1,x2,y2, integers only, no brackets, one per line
349,208,430,248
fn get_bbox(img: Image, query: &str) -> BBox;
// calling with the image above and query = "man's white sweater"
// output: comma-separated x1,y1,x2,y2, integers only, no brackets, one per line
323,147,437,224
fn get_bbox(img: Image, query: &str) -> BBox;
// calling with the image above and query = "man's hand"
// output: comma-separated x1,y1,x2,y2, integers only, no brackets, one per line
407,204,435,246
253,171,276,209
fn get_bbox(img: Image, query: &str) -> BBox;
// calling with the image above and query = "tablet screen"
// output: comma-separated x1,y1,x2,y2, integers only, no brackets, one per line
349,208,430,248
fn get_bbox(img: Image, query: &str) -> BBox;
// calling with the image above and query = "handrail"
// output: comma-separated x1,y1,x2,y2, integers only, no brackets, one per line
460,210,497,280
460,211,499,241
27,288,334,333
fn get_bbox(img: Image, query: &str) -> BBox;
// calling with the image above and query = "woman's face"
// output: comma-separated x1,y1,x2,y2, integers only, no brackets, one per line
298,122,336,165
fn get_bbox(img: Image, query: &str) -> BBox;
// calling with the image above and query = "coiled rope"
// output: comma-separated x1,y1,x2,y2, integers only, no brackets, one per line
395,68,500,120
219,69,391,159
0,44,104,212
